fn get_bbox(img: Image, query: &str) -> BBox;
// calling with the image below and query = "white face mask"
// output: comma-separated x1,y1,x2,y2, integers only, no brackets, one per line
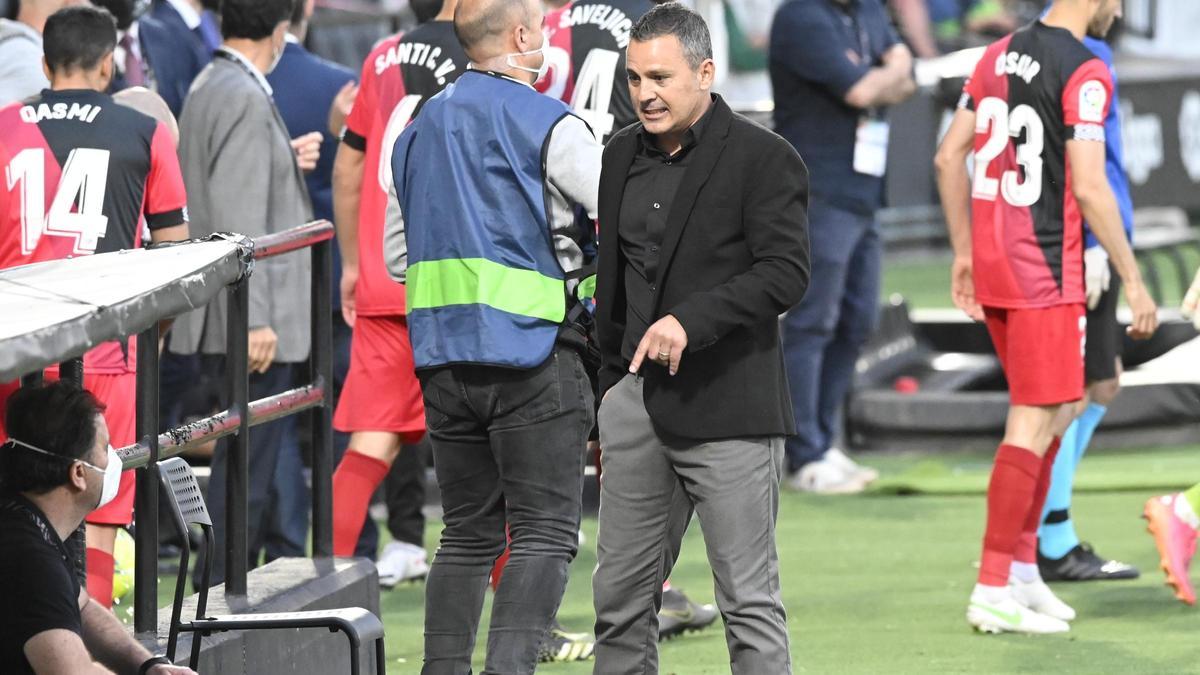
505,45,547,79
7,438,122,509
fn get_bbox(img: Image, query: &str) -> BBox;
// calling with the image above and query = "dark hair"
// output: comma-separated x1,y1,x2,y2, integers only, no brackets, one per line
289,0,306,28
89,0,135,31
629,2,712,69
42,5,118,74
412,0,442,25
221,0,294,41
1,382,104,497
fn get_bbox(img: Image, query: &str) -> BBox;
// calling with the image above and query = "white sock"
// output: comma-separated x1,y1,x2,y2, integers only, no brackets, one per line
972,583,1008,604
1174,493,1200,530
1010,561,1041,583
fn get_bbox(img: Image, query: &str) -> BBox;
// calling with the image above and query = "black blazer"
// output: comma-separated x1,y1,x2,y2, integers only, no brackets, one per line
595,95,811,440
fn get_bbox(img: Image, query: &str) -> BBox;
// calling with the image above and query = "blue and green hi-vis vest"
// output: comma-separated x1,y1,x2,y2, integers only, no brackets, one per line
392,70,574,369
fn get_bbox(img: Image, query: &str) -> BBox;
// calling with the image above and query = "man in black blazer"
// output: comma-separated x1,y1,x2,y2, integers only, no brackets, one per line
590,4,809,673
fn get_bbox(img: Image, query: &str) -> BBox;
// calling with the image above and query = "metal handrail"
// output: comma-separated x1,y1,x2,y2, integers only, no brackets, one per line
126,220,335,633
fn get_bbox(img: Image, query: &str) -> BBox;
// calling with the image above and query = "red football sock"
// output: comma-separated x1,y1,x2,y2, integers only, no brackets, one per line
490,526,512,591
1014,436,1061,563
86,547,115,609
978,444,1042,586
333,450,390,556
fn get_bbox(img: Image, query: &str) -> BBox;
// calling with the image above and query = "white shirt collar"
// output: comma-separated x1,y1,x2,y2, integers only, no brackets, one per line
285,33,300,45
217,45,273,96
165,0,202,30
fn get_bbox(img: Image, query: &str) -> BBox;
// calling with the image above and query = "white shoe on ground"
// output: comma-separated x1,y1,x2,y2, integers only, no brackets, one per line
787,457,866,495
825,447,880,485
377,541,429,588
967,588,1070,634
1009,577,1077,622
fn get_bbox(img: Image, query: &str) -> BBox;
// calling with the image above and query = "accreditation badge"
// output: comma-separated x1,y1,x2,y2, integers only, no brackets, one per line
853,117,890,177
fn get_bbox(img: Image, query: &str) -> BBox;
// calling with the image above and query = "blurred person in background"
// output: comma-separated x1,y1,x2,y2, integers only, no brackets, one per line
1036,20,1141,583
142,0,219,116
0,4,189,608
770,0,915,494
171,0,314,586
0,0,84,105
262,0,354,565
328,0,465,592
90,0,153,93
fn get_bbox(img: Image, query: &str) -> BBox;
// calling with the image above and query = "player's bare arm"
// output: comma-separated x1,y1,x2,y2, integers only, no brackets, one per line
1066,138,1157,339
332,142,365,326
934,106,982,321
844,43,916,109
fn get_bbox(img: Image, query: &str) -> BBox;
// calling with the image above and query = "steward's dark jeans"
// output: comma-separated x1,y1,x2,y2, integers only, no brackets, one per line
419,346,594,675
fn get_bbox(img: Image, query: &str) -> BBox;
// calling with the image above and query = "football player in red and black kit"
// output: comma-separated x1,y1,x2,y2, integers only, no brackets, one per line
935,0,1156,635
536,0,658,142
0,6,188,609
327,0,465,578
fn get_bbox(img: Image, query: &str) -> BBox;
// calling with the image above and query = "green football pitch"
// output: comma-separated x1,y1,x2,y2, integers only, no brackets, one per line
370,446,1199,674
141,256,1199,673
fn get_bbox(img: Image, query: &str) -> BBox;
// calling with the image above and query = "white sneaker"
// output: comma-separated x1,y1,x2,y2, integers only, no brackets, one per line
787,457,866,495
377,541,430,589
1009,577,1076,622
825,447,880,485
967,589,1070,635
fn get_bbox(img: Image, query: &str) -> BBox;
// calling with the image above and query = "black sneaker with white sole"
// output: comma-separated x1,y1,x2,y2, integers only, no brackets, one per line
657,588,719,641
1038,542,1140,581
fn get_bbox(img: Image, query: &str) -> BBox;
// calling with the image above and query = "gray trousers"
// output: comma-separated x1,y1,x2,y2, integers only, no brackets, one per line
593,374,791,675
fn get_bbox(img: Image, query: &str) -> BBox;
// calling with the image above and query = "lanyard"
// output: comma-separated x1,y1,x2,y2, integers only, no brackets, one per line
836,2,871,63
213,48,272,98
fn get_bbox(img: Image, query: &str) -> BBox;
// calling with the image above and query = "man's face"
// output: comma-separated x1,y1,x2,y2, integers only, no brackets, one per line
626,35,713,138
1087,0,1122,39
79,414,110,508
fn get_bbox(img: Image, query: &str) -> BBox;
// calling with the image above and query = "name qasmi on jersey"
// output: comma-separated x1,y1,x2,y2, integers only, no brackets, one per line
20,102,103,124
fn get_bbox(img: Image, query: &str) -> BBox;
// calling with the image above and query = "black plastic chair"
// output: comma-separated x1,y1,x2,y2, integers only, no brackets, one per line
158,457,386,674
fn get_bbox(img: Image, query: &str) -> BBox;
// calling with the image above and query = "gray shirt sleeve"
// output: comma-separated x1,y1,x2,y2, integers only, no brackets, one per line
0,39,49,106
545,114,603,288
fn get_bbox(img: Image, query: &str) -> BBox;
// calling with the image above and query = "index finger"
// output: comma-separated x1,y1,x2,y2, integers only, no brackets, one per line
628,334,651,373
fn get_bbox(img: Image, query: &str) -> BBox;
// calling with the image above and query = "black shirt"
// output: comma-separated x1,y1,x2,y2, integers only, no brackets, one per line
618,99,715,362
0,496,82,675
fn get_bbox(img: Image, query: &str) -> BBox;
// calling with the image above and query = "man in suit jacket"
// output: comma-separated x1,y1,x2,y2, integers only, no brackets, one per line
170,0,312,585
591,5,809,674
141,0,218,116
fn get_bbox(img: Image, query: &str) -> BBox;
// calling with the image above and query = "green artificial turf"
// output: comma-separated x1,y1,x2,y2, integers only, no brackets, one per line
140,445,1200,673
367,445,1200,674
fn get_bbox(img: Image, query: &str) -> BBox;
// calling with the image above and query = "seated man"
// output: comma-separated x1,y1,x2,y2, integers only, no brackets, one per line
0,382,195,675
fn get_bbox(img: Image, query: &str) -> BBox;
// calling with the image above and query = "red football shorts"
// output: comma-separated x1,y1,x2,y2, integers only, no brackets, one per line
334,315,425,440
0,371,137,525
983,303,1086,407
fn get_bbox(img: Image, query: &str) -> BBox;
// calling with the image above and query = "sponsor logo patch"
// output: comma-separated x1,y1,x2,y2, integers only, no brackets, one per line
1078,80,1107,123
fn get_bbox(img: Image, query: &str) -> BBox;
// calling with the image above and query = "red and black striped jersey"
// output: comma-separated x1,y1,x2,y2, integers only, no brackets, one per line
0,88,187,373
343,20,466,316
958,22,1111,309
535,0,654,142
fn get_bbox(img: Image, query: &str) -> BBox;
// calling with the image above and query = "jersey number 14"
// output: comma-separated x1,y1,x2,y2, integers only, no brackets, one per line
972,97,1044,207
7,147,111,255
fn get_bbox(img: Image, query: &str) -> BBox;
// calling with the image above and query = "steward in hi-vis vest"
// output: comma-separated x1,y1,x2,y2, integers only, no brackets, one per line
391,68,599,369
